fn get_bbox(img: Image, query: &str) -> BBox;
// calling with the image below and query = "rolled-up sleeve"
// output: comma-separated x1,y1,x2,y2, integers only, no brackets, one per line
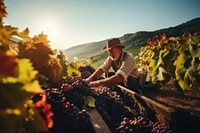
98,57,112,73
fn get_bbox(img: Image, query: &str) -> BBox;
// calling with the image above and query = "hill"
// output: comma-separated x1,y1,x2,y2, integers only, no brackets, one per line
63,40,107,61
63,17,200,67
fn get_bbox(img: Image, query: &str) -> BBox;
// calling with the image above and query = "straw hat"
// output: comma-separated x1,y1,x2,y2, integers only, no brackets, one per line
103,38,125,51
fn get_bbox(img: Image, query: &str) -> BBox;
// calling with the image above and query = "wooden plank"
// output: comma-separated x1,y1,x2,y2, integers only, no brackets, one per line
84,106,111,133
117,85,174,112
117,85,176,127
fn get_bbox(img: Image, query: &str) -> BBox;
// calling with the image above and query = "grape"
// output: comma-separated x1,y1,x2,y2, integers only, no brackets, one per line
32,72,173,133
31,93,43,103
78,65,96,78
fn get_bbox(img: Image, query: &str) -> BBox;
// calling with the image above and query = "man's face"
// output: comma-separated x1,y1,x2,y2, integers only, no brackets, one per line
107,47,121,61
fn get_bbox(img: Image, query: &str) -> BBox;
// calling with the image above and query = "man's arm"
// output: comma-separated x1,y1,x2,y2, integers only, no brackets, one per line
85,68,104,82
88,74,123,87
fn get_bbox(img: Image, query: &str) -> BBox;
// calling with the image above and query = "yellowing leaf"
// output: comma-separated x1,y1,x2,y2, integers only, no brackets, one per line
21,80,43,93
1,76,18,83
5,108,21,115
84,96,96,107
0,1,7,19
32,32,50,47
168,37,176,41
177,78,189,90
87,59,92,65
18,59,38,83
18,28,29,38
0,27,16,44
0,58,40,93
66,62,81,77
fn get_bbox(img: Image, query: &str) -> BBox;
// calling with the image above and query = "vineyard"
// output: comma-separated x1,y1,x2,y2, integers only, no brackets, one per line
1,0,200,133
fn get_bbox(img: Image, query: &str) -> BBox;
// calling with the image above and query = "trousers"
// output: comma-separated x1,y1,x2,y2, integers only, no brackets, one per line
106,72,142,93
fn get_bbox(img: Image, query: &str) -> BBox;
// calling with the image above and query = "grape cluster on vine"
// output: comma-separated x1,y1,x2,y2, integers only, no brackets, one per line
78,65,95,78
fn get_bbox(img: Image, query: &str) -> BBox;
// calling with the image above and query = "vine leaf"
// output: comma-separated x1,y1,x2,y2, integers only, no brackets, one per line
18,28,29,38
84,96,96,107
32,32,50,47
18,59,38,83
174,53,189,90
0,51,18,77
0,26,18,44
67,62,81,76
138,32,200,90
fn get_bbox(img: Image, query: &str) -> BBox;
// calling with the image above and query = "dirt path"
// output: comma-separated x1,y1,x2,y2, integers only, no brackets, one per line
142,80,200,116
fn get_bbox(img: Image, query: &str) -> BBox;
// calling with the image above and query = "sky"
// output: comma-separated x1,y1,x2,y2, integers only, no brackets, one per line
3,0,200,49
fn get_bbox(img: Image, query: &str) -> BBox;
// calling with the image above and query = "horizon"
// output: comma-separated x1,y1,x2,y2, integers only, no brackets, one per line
4,0,200,49
63,17,200,50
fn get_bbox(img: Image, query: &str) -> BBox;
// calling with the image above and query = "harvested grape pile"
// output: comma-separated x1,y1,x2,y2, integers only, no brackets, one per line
32,76,172,133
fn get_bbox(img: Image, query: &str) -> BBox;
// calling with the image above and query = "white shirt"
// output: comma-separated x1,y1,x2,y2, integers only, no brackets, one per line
99,51,139,84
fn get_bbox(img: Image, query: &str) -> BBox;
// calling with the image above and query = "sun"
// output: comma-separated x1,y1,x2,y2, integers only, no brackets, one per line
41,23,58,45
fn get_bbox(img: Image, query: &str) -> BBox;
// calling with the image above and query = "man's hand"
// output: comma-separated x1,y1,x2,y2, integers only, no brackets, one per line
88,80,102,87
85,76,92,83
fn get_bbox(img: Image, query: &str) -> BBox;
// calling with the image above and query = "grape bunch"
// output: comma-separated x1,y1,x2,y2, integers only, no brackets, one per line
61,76,89,109
88,86,173,133
78,65,95,78
116,110,172,133
87,86,135,132
31,84,94,133
31,73,173,133
62,102,92,133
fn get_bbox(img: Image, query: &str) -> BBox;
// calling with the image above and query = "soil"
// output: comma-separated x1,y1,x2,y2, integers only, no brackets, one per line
142,80,200,116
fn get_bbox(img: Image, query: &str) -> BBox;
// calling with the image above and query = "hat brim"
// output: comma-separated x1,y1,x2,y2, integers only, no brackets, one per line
103,44,125,51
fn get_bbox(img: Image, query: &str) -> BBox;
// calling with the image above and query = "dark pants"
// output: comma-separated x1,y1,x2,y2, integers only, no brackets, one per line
106,72,142,93
127,76,142,93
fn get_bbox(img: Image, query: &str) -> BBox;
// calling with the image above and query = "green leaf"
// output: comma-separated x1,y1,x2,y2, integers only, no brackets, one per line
1,58,37,84
18,59,38,83
177,78,189,90
174,52,187,66
174,52,191,90
1,58,43,93
138,32,200,90
84,96,96,107
150,59,159,83
21,80,43,93
67,62,81,77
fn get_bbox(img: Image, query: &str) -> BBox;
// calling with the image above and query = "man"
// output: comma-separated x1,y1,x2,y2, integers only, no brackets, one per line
86,38,142,93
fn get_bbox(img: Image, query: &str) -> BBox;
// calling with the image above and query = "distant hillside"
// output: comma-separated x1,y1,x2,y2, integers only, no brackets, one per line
63,40,107,61
121,18,200,47
63,17,200,66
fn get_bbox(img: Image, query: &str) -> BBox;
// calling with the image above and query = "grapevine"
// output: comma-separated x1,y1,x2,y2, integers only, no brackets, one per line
138,33,200,93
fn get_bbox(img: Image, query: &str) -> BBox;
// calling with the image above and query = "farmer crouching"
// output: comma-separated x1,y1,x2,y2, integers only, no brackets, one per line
86,38,142,94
